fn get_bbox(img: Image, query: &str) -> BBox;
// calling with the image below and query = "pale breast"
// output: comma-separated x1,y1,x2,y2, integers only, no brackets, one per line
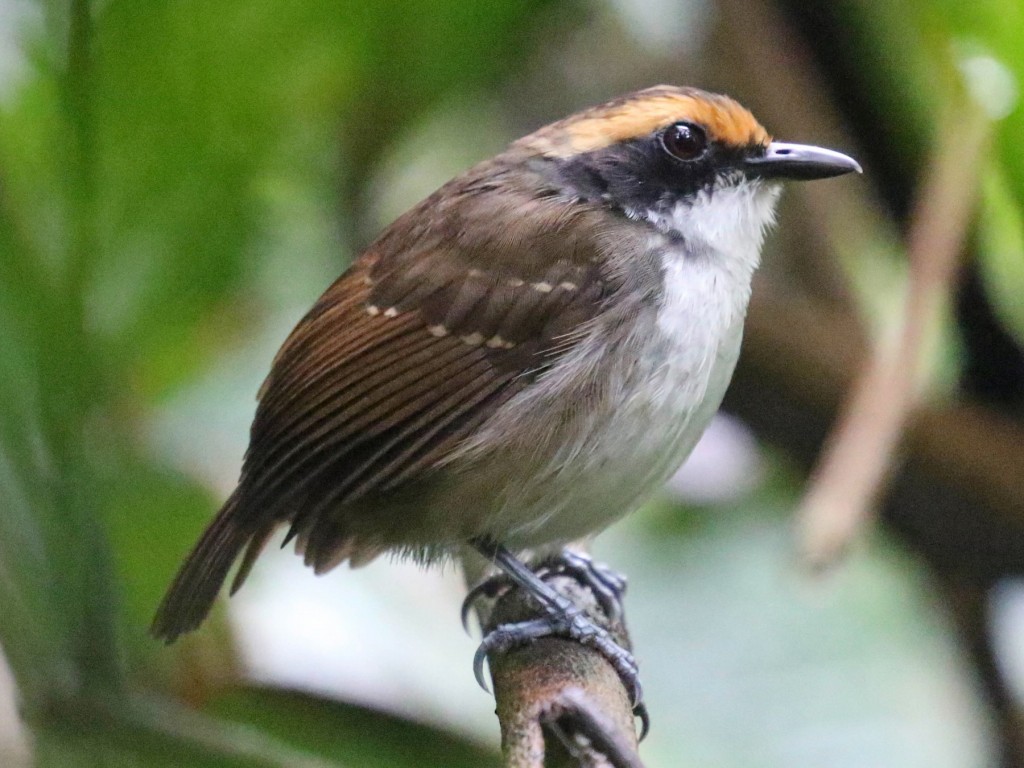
438,179,778,550
442,242,748,549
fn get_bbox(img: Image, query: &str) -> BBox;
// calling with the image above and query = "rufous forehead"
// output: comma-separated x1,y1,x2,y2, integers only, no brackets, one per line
522,87,771,158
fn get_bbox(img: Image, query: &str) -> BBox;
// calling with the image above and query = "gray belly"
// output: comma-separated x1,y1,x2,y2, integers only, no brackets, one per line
435,309,745,550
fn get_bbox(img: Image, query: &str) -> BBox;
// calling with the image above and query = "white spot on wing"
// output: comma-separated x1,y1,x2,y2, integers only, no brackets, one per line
486,335,515,349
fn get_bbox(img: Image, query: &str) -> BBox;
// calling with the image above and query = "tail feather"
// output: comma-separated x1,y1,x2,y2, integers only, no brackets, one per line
151,490,251,643
230,520,277,596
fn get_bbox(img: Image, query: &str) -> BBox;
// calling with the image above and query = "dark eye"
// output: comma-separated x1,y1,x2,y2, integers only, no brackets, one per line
661,122,708,161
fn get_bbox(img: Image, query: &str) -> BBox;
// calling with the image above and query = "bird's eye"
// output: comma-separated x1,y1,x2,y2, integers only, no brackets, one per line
661,122,708,161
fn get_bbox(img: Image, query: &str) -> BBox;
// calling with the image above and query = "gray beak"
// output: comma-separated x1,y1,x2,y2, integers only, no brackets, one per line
744,142,862,181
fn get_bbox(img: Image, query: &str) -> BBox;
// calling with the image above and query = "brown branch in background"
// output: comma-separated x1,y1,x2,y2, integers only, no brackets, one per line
464,555,643,768
729,285,1024,768
716,2,1024,764
796,101,989,568
738,283,1024,531
718,0,994,568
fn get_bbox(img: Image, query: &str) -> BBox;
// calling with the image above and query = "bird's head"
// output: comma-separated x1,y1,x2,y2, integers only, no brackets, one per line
514,85,860,244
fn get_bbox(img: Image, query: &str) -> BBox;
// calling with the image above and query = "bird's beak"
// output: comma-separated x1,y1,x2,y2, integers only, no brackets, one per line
744,142,862,181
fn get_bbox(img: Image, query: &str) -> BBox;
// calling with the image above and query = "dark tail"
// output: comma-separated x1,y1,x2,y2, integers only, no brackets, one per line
151,490,252,643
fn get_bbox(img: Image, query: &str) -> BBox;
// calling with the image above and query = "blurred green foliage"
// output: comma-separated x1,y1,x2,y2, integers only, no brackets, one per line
1,0,1023,765
829,0,1024,347
0,0,547,763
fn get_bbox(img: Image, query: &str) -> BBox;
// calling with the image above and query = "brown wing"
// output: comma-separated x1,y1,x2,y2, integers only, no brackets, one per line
152,168,616,642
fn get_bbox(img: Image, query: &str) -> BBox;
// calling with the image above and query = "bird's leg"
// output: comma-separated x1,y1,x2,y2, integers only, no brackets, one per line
468,539,644,712
462,548,628,629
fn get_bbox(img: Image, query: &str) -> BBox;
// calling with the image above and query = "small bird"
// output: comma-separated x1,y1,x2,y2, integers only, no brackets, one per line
153,86,859,698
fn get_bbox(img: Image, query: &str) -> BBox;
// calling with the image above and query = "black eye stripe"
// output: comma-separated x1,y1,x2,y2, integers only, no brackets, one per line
548,129,751,216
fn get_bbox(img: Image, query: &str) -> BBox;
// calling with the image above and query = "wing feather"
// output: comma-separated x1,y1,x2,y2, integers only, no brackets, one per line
153,166,623,642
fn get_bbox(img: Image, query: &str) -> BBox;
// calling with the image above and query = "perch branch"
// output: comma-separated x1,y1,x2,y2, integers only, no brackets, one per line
464,553,644,768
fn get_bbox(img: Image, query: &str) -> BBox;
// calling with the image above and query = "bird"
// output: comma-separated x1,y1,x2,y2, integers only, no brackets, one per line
152,85,860,702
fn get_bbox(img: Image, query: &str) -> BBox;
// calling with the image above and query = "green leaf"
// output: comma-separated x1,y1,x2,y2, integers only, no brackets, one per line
99,457,241,686
207,686,501,768
34,694,349,768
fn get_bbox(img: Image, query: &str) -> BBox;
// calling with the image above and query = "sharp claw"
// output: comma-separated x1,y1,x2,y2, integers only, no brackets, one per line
473,644,491,693
461,581,490,633
461,575,515,633
630,678,644,710
635,702,651,741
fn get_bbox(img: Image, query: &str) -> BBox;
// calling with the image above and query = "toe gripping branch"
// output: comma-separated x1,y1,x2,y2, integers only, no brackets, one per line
464,542,650,762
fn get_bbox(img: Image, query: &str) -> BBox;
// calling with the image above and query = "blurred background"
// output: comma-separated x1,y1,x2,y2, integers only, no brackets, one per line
1,0,1023,766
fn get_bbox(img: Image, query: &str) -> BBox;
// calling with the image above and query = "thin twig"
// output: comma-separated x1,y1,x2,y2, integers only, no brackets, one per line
796,98,990,568
733,281,1024,550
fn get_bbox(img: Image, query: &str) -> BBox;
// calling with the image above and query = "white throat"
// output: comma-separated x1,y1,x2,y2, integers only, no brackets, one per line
641,178,781,281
